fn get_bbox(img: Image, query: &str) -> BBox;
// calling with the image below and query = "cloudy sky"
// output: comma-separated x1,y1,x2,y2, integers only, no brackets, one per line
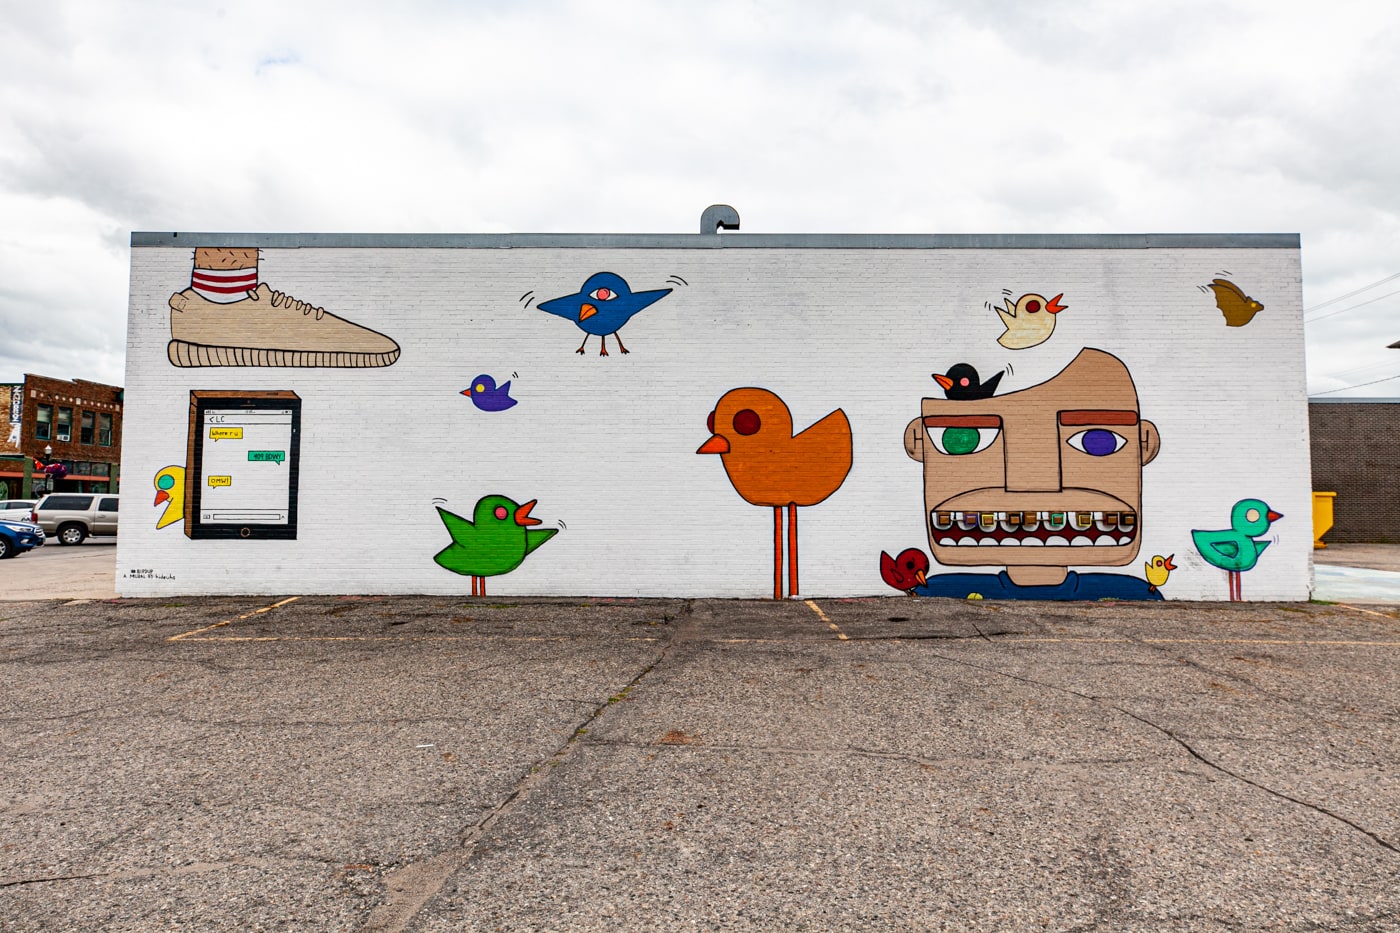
3,0,1397,396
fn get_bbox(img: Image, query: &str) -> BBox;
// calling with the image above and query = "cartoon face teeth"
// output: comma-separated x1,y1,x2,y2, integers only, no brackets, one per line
929,511,1138,548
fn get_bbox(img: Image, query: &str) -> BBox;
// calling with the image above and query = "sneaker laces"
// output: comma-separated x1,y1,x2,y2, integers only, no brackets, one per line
256,287,326,321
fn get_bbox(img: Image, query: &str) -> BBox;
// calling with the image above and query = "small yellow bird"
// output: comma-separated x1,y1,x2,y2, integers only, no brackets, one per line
996,292,1067,349
153,465,185,530
1144,554,1176,592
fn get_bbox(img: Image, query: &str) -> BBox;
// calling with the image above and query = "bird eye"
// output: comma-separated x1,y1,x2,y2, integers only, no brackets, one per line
158,474,174,490
475,384,486,393
1026,300,1041,313
1066,429,1127,456
733,409,761,436
588,287,617,301
494,506,508,520
927,426,999,455
707,410,715,433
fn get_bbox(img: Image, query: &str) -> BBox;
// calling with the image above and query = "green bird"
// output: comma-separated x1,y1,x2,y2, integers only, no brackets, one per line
434,495,558,596
1191,498,1282,601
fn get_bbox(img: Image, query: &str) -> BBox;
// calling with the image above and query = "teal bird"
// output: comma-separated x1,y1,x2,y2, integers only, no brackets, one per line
433,495,558,596
1191,498,1283,601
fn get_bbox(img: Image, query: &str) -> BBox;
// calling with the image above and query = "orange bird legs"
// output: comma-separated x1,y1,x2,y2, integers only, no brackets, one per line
771,503,800,600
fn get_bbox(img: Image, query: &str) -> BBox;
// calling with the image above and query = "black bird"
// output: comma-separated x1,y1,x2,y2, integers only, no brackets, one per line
933,363,1003,400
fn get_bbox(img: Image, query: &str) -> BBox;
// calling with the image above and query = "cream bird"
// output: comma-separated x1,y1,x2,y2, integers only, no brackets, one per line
996,292,1067,350
153,465,185,529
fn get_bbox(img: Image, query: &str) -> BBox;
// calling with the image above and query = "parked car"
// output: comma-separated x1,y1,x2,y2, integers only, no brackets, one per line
30,494,120,545
0,519,45,559
0,499,36,521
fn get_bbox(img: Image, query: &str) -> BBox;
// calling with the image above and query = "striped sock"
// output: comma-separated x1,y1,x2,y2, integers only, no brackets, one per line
191,266,258,303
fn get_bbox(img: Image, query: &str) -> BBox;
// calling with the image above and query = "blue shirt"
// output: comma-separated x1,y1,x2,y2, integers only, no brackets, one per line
912,571,1163,601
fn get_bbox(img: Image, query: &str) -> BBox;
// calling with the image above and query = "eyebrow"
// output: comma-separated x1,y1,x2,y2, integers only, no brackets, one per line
923,415,1003,428
1059,410,1139,426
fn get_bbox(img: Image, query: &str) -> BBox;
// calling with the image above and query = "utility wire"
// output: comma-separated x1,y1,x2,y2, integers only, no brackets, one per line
1305,271,1400,313
1310,371,1400,395
1303,287,1400,325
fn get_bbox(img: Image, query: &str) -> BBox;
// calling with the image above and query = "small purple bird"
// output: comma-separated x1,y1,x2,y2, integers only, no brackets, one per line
461,375,517,412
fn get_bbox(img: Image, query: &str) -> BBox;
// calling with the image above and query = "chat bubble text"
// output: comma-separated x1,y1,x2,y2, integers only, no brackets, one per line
248,450,286,464
209,427,244,441
207,475,233,488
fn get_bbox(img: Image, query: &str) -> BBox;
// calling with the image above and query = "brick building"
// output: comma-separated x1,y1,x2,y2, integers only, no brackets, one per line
0,375,123,499
1309,398,1400,543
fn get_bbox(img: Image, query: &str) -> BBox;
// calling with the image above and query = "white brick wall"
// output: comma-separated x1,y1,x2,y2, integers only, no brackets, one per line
118,242,1311,600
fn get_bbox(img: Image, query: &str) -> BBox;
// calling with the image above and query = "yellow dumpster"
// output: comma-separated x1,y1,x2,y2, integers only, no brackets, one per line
1312,491,1336,549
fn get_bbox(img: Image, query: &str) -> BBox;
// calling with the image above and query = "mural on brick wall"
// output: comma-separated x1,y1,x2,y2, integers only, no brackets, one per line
167,248,400,368
897,348,1163,600
537,272,672,356
118,231,1310,600
698,388,853,600
1203,277,1265,328
1192,498,1283,601
433,495,559,596
995,291,1067,349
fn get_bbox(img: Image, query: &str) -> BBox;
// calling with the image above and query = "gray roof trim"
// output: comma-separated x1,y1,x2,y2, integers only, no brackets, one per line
1309,397,1400,404
131,231,1300,250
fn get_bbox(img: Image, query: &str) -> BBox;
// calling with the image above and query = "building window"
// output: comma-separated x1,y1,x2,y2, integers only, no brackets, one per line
35,404,52,440
80,411,95,444
56,407,72,442
92,462,110,476
98,413,112,446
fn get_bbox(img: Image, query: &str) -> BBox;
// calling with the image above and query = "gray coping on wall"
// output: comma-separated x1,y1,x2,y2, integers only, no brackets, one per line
131,231,1300,250
1309,397,1400,404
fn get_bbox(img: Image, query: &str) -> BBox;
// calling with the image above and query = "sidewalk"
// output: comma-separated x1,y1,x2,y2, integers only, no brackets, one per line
1,594,1396,931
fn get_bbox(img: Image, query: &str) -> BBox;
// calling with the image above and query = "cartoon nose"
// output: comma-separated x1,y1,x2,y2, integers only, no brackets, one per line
1003,418,1062,493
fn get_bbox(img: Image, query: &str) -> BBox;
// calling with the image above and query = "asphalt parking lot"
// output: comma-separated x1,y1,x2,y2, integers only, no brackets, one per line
1,559,1398,931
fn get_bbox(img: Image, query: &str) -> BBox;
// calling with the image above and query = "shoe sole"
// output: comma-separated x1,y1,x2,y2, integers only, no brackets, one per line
168,340,400,368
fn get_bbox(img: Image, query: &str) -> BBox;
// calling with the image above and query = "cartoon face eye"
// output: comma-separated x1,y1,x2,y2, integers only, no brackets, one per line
706,410,715,433
1025,299,1042,313
926,425,999,455
1245,507,1261,523
1067,429,1127,456
475,383,486,393
588,287,617,301
494,506,509,520
157,474,175,490
733,409,761,436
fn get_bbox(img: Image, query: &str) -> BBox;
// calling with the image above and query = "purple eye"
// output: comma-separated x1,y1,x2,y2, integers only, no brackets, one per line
1067,429,1127,457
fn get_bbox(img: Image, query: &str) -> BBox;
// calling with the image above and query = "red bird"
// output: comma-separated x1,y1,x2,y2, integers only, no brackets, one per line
880,548,930,594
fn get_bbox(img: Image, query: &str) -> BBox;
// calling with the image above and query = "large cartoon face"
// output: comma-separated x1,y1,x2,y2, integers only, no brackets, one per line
903,349,1160,570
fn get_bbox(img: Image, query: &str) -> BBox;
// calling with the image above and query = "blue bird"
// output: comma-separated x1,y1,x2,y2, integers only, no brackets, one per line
461,374,517,412
537,272,671,356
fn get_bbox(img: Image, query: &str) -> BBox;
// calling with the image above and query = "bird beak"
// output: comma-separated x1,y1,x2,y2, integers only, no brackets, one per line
1164,555,1176,571
154,489,169,506
933,374,954,390
915,569,927,587
460,388,472,396
514,500,542,526
1267,511,1283,522
1046,293,1067,314
697,435,730,455
579,303,598,322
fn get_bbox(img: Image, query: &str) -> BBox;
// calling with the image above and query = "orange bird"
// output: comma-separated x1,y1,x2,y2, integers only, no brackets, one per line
698,388,853,599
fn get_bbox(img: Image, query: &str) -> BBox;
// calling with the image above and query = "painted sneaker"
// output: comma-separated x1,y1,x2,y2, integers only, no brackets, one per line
167,283,400,368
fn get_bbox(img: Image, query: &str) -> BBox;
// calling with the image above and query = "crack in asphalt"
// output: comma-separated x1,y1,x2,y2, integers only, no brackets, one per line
926,650,1400,855
355,599,691,933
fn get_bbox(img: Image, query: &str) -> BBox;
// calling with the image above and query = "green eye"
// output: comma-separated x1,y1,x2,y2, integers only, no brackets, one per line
157,475,175,490
927,426,1000,455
